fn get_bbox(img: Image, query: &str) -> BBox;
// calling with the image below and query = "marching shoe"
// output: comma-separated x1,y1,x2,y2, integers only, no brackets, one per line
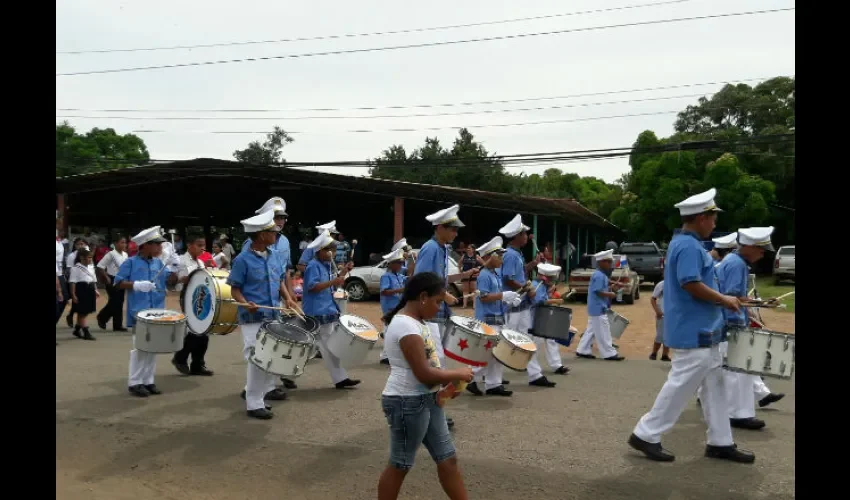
628,433,675,462
705,444,756,463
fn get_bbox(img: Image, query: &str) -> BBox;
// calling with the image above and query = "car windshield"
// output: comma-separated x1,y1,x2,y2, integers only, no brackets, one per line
619,244,657,254
778,247,795,256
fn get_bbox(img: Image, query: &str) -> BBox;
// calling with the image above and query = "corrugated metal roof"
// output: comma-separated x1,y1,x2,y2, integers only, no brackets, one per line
55,158,619,230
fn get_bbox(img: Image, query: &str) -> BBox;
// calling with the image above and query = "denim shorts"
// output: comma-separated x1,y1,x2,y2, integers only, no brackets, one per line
381,392,456,470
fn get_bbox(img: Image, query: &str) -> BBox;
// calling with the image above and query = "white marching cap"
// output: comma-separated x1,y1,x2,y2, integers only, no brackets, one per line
425,204,465,227
241,210,279,233
674,188,724,216
383,248,406,262
499,214,531,238
131,226,167,245
255,197,287,216
477,236,507,257
712,232,738,249
594,249,614,261
316,220,339,234
307,230,336,250
391,238,409,253
537,263,562,277
738,226,775,251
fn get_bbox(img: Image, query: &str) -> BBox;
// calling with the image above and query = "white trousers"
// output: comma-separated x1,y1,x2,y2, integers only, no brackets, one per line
506,309,549,383
128,345,157,387
576,314,617,359
633,345,734,447
315,322,350,385
753,376,771,400
379,324,389,361
472,325,505,390
241,323,277,411
425,321,447,367
695,341,769,418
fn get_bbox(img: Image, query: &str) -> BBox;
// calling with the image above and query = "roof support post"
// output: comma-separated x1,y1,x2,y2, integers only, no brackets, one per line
57,193,68,237
393,196,404,243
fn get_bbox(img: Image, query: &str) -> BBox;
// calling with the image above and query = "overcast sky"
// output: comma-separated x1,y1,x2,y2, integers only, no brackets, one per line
56,0,795,183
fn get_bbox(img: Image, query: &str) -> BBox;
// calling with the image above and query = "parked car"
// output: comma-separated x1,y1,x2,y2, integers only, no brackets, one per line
773,245,795,284
567,254,640,304
618,241,664,284
344,249,462,301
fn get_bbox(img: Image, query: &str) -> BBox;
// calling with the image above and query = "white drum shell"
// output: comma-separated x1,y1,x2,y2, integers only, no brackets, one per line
725,327,795,380
134,314,187,354
334,297,348,315
250,329,316,377
443,318,499,367
492,329,537,372
607,310,630,340
325,315,379,369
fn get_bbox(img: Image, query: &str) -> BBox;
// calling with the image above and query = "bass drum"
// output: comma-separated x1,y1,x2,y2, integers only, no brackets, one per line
181,268,239,335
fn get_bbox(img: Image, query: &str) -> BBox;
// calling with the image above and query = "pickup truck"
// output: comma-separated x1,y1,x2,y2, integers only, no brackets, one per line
567,254,640,304
618,242,664,284
773,245,795,284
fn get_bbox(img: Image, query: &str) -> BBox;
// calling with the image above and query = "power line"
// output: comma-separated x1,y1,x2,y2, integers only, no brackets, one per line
57,0,696,55
56,8,795,77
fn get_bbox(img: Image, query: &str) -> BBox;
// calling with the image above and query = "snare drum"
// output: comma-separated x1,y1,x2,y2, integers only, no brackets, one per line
325,314,380,368
725,326,795,380
134,309,187,353
531,305,573,342
443,316,500,367
250,320,317,377
492,328,537,371
607,310,630,340
333,290,348,315
182,268,239,335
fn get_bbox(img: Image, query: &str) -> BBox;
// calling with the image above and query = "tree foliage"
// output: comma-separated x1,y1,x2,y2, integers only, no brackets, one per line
56,122,150,177
233,126,295,165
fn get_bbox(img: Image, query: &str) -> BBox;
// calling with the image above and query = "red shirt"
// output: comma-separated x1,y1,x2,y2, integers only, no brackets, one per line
127,241,138,257
94,246,109,264
199,251,216,268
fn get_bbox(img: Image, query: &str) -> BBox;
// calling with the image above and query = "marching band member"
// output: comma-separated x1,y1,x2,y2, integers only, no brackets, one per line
303,230,361,389
575,249,625,361
379,248,408,365
297,220,339,273
229,210,290,420
240,197,298,308
528,263,570,375
710,232,738,262
391,238,416,277
114,226,179,398
171,234,215,377
466,236,517,397
415,204,478,428
377,272,474,500
629,188,755,463
499,215,557,388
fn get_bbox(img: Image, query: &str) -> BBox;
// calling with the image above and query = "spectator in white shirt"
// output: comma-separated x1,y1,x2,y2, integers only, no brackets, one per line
171,234,215,377
212,241,230,270
56,229,68,333
65,238,90,328
218,234,235,263
96,236,129,331
69,249,99,341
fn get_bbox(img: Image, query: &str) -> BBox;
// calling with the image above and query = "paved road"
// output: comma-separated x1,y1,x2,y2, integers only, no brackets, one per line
57,324,795,500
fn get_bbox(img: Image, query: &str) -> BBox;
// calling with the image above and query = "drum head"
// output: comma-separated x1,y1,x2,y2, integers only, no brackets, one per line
449,315,498,336
184,269,221,334
137,309,185,322
261,320,314,345
278,314,319,333
208,268,230,280
339,314,377,337
500,328,536,351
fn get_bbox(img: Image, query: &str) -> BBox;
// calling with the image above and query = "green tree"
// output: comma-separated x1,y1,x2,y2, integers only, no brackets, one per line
233,126,294,165
56,122,150,177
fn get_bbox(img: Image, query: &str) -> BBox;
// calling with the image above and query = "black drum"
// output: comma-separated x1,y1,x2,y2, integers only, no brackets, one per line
530,305,573,341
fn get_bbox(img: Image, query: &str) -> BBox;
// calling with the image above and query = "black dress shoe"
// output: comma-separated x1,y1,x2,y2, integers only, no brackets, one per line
604,355,625,361
612,343,620,349
72,326,82,339
576,353,596,359
114,327,129,332
264,389,288,401
379,358,390,365
501,379,510,385
247,408,274,420
190,365,214,376
529,376,556,388
554,366,570,375
466,382,483,396
97,318,108,330
281,378,298,389
335,378,361,389
730,418,766,430
660,355,672,362
66,315,74,328
315,351,323,359
758,393,785,408
446,417,455,429
628,433,675,462
144,384,162,395
81,328,96,341
649,353,658,360
705,444,755,463
171,359,191,375
485,385,513,397
128,385,150,397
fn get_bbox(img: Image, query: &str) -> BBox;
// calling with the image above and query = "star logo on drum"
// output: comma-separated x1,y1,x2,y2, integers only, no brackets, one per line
458,339,469,351
484,340,494,350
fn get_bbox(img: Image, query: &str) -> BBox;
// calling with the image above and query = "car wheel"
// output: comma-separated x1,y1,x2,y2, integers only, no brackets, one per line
344,280,368,302
634,285,640,300
624,288,635,305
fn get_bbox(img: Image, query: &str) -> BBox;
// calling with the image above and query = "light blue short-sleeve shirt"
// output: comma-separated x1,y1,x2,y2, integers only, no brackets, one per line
114,255,172,328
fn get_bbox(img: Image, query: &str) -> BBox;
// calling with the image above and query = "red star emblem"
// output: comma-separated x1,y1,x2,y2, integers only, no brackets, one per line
458,339,469,351
484,340,494,350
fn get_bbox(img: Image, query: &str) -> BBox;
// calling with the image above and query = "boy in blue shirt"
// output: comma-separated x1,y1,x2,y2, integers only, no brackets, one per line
303,230,361,390
466,236,519,397
528,263,570,375
630,188,754,464
575,249,624,361
378,248,407,365
297,220,338,273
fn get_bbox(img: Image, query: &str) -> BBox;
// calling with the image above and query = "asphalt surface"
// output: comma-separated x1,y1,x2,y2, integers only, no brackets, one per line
57,301,795,500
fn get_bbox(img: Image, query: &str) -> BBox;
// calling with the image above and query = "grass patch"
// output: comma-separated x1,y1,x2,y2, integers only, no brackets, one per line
754,275,795,313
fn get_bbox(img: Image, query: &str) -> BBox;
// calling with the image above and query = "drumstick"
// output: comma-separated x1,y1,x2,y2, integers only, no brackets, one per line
234,302,288,311
772,290,796,301
285,307,308,322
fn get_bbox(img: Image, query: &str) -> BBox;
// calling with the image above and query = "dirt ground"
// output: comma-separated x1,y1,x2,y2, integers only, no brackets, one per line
57,285,795,499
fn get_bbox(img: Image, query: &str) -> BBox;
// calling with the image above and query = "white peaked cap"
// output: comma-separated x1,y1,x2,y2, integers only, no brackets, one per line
425,205,465,227
712,232,738,249
391,238,409,252
131,226,167,245
738,226,775,251
383,248,406,262
307,230,336,250
537,263,562,277
477,236,507,257
241,210,279,233
316,220,339,234
594,249,614,261
255,197,287,216
499,214,530,238
674,188,724,216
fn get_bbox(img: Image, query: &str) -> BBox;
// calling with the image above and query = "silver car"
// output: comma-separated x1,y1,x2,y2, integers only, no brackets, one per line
773,245,795,284
343,249,461,301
